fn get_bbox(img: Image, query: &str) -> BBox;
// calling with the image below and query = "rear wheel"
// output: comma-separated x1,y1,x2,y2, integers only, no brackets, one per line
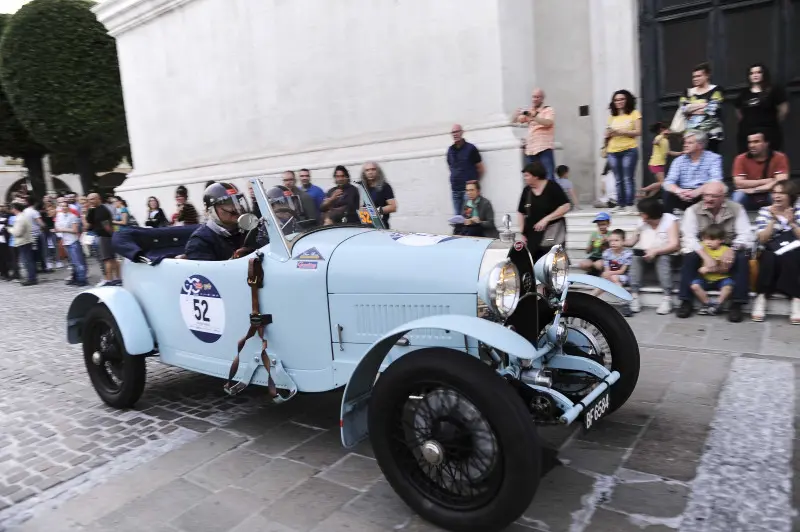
82,305,146,408
368,348,540,532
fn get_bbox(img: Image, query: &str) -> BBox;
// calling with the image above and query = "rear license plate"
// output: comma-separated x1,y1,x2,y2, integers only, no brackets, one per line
582,389,610,431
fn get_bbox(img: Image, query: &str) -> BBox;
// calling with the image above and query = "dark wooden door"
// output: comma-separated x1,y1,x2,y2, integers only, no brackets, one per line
639,0,800,184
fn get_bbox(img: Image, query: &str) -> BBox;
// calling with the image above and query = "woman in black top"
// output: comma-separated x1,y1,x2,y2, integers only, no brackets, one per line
517,161,571,262
735,63,789,154
145,196,168,228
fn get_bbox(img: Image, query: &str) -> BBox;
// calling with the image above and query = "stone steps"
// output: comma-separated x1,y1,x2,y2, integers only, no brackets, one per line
566,263,795,316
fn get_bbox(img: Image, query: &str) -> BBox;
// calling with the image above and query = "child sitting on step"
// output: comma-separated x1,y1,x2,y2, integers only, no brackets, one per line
690,224,734,315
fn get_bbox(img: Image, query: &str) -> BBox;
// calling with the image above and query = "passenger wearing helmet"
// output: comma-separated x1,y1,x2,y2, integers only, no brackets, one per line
185,183,251,261
264,184,312,234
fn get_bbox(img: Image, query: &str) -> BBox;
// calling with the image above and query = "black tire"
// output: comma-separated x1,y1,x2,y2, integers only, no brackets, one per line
368,348,540,532
82,304,146,408
513,291,640,413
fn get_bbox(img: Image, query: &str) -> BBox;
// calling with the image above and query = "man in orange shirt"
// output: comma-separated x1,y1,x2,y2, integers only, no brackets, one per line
512,88,556,180
731,130,790,210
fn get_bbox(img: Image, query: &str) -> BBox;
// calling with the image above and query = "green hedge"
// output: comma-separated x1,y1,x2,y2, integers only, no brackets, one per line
0,13,46,158
0,0,128,154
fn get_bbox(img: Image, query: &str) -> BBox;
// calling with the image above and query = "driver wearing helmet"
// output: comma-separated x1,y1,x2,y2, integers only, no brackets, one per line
185,183,251,261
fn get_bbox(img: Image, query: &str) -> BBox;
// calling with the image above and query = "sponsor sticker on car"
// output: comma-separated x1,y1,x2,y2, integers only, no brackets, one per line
293,247,324,261
179,274,225,343
296,261,318,270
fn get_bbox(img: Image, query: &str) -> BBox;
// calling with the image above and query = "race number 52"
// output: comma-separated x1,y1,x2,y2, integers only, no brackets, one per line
180,274,226,343
193,299,210,322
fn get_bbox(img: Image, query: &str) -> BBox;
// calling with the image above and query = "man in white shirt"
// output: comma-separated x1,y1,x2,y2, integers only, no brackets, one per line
55,199,87,286
677,181,754,322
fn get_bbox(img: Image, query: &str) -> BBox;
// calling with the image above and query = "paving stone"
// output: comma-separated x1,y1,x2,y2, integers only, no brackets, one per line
319,454,382,491
269,477,359,530
309,510,391,531
663,381,720,406
521,466,595,531
283,429,352,469
235,458,317,504
576,420,642,449
624,437,701,482
586,507,679,531
607,479,689,518
559,439,627,475
95,478,212,532
341,479,415,530
175,417,217,433
245,423,323,457
607,401,657,427
171,487,264,532
186,448,270,492
9,487,36,504
231,514,299,532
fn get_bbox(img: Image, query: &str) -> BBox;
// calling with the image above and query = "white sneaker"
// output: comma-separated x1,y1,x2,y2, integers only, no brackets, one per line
656,296,673,315
791,298,800,325
751,294,767,322
55,261,64,268
630,295,642,313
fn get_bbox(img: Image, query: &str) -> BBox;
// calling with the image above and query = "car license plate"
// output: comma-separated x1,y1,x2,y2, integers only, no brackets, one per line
582,389,610,431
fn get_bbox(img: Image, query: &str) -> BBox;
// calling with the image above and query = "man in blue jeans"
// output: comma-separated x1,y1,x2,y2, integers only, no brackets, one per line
9,202,36,286
446,124,484,215
56,199,87,286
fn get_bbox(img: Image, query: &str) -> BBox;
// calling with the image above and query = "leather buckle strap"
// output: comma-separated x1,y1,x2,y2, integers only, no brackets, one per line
224,253,276,398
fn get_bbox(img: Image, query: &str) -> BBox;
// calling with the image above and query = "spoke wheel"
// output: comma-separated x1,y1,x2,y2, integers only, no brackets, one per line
83,305,146,408
546,292,640,413
369,348,540,532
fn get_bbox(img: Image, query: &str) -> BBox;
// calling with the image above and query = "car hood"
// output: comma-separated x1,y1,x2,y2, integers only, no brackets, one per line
327,230,498,294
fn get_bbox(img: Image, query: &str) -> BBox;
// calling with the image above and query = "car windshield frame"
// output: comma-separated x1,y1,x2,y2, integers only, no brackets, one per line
252,178,387,254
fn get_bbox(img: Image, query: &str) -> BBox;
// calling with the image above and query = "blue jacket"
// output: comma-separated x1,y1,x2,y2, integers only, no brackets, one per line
185,223,245,261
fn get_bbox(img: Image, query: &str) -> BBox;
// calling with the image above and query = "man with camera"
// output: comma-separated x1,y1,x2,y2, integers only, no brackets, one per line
512,88,556,180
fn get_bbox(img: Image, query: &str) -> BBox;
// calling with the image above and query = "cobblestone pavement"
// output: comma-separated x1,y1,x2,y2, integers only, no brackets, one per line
1,264,799,531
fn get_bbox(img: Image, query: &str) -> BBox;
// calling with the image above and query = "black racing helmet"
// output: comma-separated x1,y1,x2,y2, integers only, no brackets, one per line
203,182,250,227
264,185,303,214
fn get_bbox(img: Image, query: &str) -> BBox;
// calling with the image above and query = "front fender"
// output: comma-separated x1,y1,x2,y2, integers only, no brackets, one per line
66,287,155,355
340,314,537,448
568,273,633,302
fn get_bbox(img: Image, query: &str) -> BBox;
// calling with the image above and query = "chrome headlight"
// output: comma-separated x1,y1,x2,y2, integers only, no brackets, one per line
534,245,568,294
478,259,520,318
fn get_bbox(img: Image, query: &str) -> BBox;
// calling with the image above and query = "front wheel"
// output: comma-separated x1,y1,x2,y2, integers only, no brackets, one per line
368,348,540,532
510,291,640,413
82,304,146,408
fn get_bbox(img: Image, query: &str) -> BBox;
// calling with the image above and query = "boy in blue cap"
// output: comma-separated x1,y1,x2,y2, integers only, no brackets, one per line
578,212,611,275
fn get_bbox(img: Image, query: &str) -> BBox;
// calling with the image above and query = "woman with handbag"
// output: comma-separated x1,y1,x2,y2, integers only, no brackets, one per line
517,161,571,263
751,181,800,323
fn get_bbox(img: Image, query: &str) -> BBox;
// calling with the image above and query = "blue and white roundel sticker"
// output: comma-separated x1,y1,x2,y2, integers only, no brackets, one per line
180,275,226,343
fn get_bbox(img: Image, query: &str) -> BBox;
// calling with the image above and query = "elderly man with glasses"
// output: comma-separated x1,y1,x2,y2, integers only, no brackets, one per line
663,129,723,214
677,181,754,321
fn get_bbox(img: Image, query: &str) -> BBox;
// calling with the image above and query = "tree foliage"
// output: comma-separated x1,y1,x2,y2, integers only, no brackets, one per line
0,14,48,196
0,0,128,191
50,145,127,176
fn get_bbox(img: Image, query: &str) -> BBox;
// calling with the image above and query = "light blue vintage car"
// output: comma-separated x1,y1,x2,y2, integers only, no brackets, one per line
66,178,639,532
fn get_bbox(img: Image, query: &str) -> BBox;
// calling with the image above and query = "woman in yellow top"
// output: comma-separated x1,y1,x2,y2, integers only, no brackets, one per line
605,90,642,212
639,121,683,198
